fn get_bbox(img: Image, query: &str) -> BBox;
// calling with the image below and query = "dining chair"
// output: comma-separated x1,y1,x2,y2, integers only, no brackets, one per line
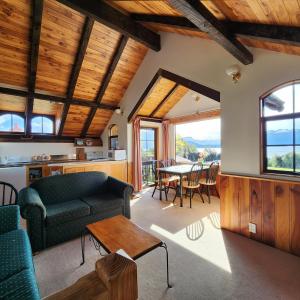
152,160,178,201
0,181,18,206
199,162,220,204
173,162,203,208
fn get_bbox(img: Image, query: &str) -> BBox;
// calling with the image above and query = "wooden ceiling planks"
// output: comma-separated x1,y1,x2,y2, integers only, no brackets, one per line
87,108,113,137
138,77,177,116
153,85,188,118
36,0,85,96
73,22,122,101
101,38,148,106
0,93,26,113
33,99,64,116
62,104,90,136
0,0,31,88
111,0,300,57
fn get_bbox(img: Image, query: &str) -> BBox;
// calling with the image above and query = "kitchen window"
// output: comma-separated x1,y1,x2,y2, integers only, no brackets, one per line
261,81,300,175
31,115,54,134
0,113,24,133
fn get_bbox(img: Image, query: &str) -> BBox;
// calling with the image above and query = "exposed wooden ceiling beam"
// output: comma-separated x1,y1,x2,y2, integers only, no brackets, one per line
230,22,300,47
25,0,43,137
169,109,220,124
128,68,220,122
150,84,179,117
127,71,162,123
166,0,253,65
0,87,117,110
160,69,220,102
58,17,94,136
80,35,128,138
56,0,161,51
132,14,300,46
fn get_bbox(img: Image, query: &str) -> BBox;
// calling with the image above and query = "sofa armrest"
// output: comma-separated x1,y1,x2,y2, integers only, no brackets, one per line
107,177,134,219
19,187,47,252
0,205,20,234
19,188,46,220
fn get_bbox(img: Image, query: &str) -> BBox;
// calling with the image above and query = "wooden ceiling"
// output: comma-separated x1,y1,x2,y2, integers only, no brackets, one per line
0,0,300,141
111,0,300,57
0,0,149,140
128,68,220,122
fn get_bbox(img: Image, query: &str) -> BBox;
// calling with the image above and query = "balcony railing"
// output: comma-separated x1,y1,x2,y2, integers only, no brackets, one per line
142,160,156,187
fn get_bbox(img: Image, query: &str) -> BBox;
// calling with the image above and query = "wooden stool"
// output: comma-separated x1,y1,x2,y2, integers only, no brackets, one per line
45,252,137,300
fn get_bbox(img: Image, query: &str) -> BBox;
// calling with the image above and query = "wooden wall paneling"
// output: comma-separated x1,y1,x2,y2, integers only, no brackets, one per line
62,105,90,136
261,181,275,246
289,183,300,256
101,38,148,106
33,99,63,116
153,85,188,118
0,94,26,112
274,182,291,252
73,22,121,101
249,179,262,241
36,0,85,95
220,176,240,233
0,0,31,88
238,177,250,237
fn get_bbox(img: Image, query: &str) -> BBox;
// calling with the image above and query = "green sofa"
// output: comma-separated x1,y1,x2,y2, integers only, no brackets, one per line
19,172,134,253
0,205,40,299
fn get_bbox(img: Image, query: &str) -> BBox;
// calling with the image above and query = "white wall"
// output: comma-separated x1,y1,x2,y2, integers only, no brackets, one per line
100,32,300,176
0,142,103,162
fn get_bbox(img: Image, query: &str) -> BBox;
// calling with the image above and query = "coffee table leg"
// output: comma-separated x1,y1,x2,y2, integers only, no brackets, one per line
80,230,85,266
161,242,172,288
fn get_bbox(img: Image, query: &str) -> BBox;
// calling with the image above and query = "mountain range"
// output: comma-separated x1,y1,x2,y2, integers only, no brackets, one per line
182,136,221,148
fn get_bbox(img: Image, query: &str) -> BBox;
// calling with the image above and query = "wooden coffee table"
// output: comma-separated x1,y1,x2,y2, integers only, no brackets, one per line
80,215,172,288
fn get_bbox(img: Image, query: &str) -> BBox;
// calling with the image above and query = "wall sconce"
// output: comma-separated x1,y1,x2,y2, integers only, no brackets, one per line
225,64,241,83
114,107,123,115
191,93,201,102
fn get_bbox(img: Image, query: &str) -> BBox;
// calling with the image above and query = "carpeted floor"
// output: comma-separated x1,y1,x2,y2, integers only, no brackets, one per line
35,189,300,299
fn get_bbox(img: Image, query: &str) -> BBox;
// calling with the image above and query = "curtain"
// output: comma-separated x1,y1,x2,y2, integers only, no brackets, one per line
132,116,142,192
162,119,170,161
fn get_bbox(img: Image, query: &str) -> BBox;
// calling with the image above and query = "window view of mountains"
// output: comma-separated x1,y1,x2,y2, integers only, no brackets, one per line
182,136,221,148
267,129,300,144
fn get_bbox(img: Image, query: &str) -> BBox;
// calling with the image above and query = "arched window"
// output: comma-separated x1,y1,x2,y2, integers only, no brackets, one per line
108,124,118,149
31,116,54,134
0,113,24,132
261,81,300,175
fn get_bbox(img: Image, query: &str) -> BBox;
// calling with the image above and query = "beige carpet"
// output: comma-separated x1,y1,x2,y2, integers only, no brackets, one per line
35,189,300,299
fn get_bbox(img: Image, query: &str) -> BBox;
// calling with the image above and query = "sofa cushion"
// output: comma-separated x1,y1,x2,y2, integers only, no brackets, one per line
0,229,33,282
0,269,40,300
46,200,90,227
81,193,123,215
31,171,108,205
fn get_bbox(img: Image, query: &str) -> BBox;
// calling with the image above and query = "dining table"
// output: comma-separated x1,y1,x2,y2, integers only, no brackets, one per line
158,164,210,207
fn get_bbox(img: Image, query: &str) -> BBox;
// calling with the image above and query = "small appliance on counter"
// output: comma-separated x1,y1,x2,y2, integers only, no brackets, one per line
108,149,126,161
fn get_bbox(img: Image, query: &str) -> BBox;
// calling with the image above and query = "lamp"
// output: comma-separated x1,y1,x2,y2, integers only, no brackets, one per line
114,107,123,115
225,65,241,83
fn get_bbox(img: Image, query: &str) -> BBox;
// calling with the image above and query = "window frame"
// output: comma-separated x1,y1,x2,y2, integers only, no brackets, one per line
140,126,158,162
260,79,300,176
31,114,55,135
108,124,119,150
0,111,25,133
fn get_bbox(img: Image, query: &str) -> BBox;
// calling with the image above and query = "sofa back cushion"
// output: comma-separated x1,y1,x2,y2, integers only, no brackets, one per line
31,172,108,205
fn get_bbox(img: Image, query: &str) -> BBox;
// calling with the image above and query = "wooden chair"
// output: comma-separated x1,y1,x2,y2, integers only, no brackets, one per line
174,163,203,208
152,160,178,201
199,162,220,204
0,181,18,206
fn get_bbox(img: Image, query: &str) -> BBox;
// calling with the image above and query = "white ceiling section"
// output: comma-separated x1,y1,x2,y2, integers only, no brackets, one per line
165,90,220,118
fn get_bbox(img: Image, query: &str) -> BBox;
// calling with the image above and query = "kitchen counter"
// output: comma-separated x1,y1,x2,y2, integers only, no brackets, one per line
0,158,111,168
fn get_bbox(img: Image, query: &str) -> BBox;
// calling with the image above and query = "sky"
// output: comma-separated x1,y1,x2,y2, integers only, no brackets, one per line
176,118,221,140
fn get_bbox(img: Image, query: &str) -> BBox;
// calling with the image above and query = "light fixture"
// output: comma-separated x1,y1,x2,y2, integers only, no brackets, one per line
191,92,201,102
114,107,123,115
225,64,241,83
